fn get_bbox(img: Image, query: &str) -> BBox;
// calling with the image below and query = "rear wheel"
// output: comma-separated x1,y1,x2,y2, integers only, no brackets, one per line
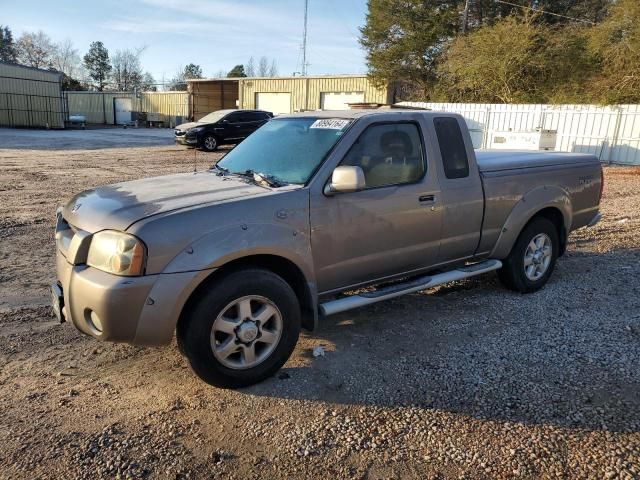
201,135,218,152
178,268,300,388
498,217,559,293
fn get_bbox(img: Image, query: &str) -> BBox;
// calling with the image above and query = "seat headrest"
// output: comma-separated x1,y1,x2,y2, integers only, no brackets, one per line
380,130,413,157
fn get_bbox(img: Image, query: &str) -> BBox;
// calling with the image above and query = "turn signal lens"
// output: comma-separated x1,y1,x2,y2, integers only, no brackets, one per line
87,231,147,276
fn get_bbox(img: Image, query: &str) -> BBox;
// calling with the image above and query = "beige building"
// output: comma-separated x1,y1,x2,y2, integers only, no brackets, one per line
188,75,392,120
68,77,392,125
239,75,392,114
0,62,65,128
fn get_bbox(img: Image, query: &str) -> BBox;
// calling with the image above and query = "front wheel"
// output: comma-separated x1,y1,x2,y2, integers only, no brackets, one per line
498,217,559,293
178,268,301,388
201,134,218,152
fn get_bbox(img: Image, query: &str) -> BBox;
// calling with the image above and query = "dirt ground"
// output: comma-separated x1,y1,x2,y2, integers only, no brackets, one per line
1,130,639,479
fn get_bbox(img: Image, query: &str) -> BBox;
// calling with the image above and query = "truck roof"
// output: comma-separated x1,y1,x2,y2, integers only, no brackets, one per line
279,109,458,120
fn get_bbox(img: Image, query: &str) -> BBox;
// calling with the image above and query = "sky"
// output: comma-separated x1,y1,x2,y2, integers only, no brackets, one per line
1,0,369,84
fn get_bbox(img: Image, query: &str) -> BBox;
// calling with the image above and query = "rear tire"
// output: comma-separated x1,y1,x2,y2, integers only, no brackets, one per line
178,268,300,388
498,217,559,293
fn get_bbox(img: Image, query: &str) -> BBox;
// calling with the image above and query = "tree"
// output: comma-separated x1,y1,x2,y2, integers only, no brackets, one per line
227,64,246,77
84,41,111,91
184,63,203,80
245,56,256,76
587,0,640,103
51,39,83,81
360,0,462,99
170,63,203,91
140,72,157,91
436,15,593,103
16,31,55,68
61,73,85,91
111,48,145,91
258,56,269,76
245,56,277,77
0,25,17,63
268,59,278,77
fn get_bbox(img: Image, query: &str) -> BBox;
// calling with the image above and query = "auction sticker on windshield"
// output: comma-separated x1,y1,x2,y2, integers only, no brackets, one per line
310,119,351,130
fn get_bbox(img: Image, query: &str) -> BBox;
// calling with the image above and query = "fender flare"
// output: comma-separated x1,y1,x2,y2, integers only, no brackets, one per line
490,185,572,259
134,223,317,345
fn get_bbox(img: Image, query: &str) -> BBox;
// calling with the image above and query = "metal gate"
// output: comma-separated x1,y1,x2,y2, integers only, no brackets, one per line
400,102,640,165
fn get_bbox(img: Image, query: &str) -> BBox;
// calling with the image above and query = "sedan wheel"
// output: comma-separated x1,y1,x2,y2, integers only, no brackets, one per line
202,135,218,151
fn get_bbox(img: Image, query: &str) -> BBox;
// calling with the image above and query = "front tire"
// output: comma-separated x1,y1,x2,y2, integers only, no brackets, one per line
178,268,301,388
498,217,559,293
201,134,218,152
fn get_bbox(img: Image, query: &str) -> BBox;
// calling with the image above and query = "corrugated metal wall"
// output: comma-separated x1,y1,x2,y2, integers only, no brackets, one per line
189,81,239,121
401,102,640,165
0,63,65,128
66,91,189,125
239,76,391,112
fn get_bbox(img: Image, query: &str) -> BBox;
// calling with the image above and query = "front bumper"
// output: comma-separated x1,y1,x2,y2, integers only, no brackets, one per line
56,250,157,343
175,134,199,146
53,216,212,346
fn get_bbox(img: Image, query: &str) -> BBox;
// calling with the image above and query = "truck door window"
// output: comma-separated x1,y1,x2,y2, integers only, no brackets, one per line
341,122,425,189
434,117,469,179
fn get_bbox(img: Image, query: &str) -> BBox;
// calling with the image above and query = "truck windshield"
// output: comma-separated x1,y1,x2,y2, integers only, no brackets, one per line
216,117,351,185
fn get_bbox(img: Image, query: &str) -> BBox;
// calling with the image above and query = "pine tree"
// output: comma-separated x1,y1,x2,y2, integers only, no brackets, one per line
83,41,111,91
0,25,17,63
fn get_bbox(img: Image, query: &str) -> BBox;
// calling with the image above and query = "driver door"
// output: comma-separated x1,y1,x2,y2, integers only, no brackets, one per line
310,120,442,293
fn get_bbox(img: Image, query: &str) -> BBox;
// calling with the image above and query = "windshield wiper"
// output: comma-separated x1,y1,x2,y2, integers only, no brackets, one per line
232,169,288,188
212,164,229,176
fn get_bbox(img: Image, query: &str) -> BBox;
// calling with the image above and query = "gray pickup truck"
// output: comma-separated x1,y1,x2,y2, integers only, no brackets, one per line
52,110,603,387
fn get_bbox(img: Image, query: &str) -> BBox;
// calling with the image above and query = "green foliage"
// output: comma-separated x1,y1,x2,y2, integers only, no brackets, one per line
227,64,246,78
0,25,17,63
587,0,640,103
360,0,629,103
83,41,111,91
61,73,85,91
184,63,203,79
437,16,594,103
360,0,462,98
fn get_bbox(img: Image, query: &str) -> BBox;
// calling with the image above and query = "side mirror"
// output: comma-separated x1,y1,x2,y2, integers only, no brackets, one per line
324,166,366,195
221,119,229,124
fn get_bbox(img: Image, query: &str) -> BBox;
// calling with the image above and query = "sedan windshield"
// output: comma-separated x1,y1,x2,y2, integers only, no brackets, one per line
216,117,351,185
199,111,229,123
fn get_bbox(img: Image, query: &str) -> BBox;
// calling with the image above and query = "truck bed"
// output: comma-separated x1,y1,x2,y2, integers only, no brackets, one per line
474,149,602,257
476,150,600,173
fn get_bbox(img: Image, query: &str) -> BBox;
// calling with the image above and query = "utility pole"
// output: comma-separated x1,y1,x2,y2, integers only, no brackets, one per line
302,0,309,76
462,0,471,33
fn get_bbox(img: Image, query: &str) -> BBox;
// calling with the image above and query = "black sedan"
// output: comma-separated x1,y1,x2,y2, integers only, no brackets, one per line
174,109,273,151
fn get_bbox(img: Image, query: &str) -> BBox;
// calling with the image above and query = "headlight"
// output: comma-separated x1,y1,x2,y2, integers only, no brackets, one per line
188,126,205,133
87,230,147,276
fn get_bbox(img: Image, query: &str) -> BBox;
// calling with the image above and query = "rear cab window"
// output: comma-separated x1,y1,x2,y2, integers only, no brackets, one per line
434,117,469,179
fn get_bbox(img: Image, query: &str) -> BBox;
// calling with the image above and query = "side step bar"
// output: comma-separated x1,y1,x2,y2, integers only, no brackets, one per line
319,259,502,316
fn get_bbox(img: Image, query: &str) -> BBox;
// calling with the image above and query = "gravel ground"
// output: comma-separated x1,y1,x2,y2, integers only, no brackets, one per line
0,134,639,479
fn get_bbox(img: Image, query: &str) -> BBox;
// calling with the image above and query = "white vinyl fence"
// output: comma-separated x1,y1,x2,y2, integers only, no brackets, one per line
400,102,640,165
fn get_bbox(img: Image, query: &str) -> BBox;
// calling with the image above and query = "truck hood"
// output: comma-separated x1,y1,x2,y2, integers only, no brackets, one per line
63,171,269,232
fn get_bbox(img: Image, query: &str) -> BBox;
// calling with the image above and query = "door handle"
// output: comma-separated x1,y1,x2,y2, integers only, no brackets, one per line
419,194,435,203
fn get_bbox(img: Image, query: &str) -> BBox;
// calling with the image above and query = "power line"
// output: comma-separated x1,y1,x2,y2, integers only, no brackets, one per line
494,0,596,25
